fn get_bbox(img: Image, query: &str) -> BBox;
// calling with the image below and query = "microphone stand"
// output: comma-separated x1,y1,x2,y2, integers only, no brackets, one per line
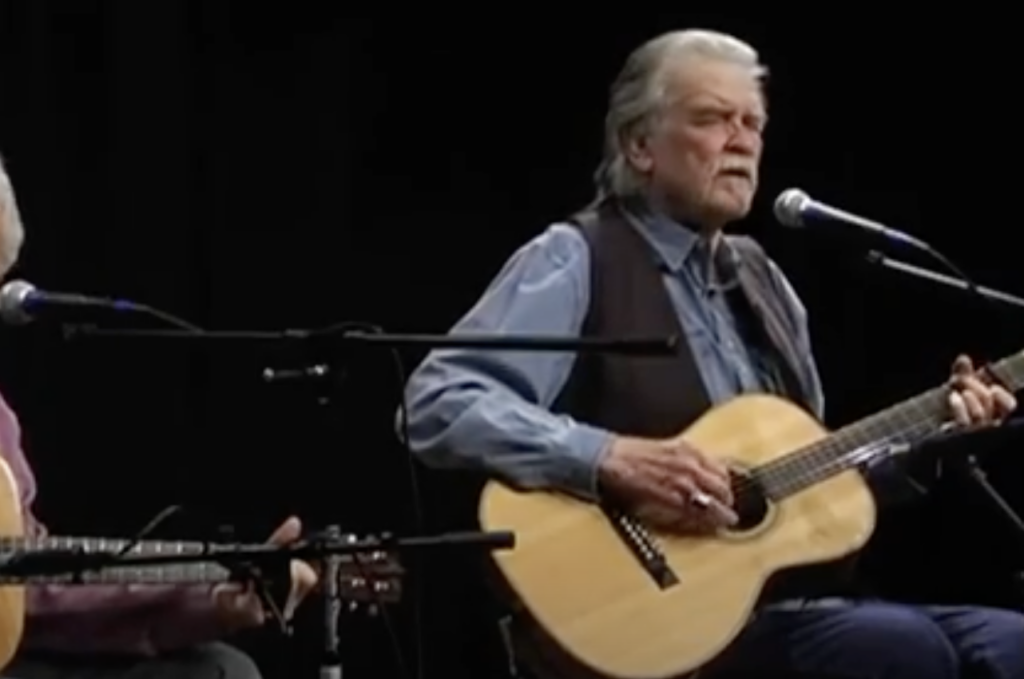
867,250,1024,590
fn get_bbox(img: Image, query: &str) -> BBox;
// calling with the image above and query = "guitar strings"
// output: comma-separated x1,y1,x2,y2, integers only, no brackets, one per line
731,344,1024,502
717,387,948,504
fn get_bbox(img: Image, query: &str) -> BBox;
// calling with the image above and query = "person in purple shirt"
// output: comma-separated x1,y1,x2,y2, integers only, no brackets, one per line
0,158,318,678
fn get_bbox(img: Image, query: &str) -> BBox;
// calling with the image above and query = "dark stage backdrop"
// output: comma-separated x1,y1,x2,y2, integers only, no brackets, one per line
1,3,1022,679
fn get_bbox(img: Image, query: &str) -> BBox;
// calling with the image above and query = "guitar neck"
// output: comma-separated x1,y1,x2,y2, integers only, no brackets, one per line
0,535,231,586
757,350,1024,499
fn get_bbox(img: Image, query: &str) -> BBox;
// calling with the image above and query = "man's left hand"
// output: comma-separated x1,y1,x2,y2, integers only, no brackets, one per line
947,354,1017,426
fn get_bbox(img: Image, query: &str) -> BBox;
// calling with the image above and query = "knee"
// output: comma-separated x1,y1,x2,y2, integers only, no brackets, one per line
823,606,961,679
707,604,962,679
187,643,262,679
963,608,1024,679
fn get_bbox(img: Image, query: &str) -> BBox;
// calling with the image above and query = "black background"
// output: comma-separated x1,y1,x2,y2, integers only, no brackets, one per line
1,4,1022,679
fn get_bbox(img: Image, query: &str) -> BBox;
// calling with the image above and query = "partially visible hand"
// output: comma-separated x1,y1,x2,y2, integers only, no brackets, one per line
947,355,1017,427
597,434,737,534
213,516,319,630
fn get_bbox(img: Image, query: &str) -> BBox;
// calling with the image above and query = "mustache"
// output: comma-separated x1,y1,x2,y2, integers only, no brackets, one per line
718,164,756,179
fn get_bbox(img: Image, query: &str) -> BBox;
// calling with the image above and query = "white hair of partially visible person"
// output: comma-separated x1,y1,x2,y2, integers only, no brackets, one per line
594,29,768,199
0,154,25,279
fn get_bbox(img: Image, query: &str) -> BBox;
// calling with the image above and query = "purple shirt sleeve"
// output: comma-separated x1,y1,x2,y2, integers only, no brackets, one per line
0,391,234,656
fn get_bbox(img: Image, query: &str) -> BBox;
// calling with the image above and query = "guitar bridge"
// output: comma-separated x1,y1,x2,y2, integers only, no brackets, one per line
603,506,678,589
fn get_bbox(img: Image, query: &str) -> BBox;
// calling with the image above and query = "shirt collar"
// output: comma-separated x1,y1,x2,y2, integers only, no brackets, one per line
618,195,735,277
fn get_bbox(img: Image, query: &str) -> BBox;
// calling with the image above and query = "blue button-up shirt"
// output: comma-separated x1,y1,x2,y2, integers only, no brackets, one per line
400,201,825,500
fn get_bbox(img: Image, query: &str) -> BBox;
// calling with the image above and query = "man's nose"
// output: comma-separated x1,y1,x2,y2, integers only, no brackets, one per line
726,126,760,154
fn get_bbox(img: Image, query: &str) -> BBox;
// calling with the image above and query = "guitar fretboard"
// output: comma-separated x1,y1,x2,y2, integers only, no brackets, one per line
753,349,1024,499
0,536,230,585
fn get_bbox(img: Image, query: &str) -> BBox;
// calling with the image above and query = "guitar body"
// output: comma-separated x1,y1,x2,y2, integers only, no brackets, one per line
0,457,25,672
479,394,878,679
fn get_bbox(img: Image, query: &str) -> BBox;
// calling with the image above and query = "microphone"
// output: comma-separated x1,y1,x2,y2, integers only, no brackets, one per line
773,188,927,250
774,188,981,309
0,279,134,325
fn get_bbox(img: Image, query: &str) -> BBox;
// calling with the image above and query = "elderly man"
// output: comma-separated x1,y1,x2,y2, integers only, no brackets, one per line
400,29,1024,679
0,156,317,678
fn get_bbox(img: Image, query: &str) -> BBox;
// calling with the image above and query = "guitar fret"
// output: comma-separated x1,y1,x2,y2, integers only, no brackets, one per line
988,352,1024,393
0,535,231,586
753,347,1024,499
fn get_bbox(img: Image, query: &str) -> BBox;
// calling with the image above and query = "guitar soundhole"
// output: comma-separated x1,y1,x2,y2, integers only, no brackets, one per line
728,468,770,532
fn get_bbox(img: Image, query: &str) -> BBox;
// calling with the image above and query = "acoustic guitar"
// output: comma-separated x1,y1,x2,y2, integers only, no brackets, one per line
0,459,403,670
479,350,1024,679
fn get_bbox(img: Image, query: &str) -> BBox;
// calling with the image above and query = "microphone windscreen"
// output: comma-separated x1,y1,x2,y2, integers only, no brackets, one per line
773,188,810,228
0,279,35,324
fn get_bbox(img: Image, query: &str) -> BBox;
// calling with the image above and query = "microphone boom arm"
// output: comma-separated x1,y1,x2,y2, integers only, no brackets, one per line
866,251,1024,311
62,326,678,353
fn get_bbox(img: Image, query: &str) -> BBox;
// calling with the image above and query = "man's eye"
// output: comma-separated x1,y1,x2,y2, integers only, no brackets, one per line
693,113,729,125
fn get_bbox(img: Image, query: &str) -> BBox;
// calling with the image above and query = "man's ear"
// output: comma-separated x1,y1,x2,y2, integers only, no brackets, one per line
622,131,654,173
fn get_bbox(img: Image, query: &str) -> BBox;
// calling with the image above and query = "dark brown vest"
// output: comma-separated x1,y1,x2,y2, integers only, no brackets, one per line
552,198,814,433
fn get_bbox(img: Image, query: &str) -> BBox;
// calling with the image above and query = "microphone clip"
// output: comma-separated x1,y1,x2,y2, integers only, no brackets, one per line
262,364,332,384
262,363,344,407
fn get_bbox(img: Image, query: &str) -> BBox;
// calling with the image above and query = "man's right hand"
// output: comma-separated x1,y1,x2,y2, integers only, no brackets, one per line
597,435,738,533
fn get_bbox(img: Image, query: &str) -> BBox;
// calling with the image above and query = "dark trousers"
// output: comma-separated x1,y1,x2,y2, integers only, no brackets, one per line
698,601,1024,679
515,602,1023,679
4,643,261,679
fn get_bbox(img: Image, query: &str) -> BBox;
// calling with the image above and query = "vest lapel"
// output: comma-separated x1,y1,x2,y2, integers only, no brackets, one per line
557,199,714,437
732,250,812,410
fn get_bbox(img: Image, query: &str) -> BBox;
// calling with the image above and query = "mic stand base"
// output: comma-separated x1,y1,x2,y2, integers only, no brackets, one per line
957,456,1024,600
959,456,1024,540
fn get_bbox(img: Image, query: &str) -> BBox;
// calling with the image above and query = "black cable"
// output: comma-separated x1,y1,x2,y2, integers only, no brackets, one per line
88,299,205,333
117,506,291,633
121,302,204,332
114,504,184,558
388,336,424,679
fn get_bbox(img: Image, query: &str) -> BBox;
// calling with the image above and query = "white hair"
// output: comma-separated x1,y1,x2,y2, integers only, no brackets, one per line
594,29,767,198
0,155,24,279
